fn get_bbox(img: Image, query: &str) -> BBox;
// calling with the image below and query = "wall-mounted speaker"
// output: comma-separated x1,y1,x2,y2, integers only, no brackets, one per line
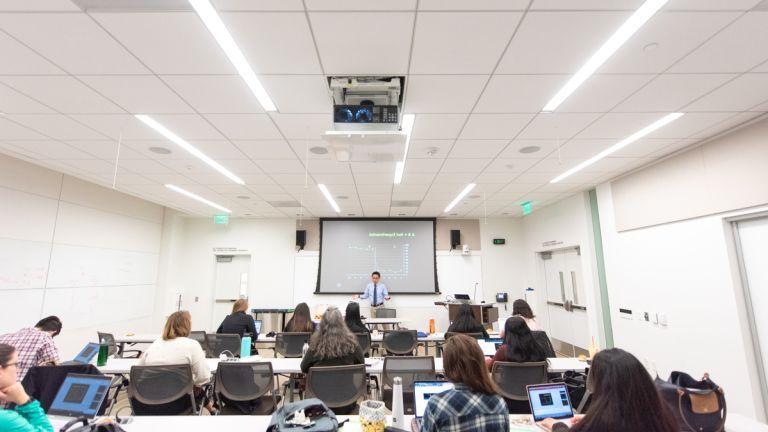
296,230,306,250
450,230,460,250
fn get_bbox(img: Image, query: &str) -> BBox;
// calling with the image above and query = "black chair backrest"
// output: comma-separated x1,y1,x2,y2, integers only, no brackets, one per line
382,330,417,355
531,331,556,358
97,332,117,357
374,308,397,318
274,332,311,358
188,331,206,349
445,331,484,340
128,364,197,415
204,333,241,358
306,364,367,409
491,361,549,401
382,356,436,392
215,362,274,402
354,333,372,356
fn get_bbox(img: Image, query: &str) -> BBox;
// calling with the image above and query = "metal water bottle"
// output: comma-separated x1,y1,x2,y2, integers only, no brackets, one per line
392,376,405,429
302,342,309,356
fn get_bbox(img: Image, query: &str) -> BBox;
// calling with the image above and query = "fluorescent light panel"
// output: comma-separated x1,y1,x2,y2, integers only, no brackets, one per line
551,112,684,183
317,184,341,213
188,0,276,111
135,115,245,185
394,114,415,184
444,183,476,213
165,184,231,213
542,0,668,112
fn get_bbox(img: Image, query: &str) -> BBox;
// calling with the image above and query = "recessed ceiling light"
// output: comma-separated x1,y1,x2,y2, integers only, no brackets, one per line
551,112,684,183
394,114,415,185
165,184,231,213
519,146,540,154
236,195,250,200
542,0,669,112
643,42,659,52
318,184,340,213
310,146,329,155
148,146,172,155
336,195,349,200
444,183,476,213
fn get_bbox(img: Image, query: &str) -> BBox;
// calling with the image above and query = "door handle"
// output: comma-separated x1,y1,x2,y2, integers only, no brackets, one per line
559,271,566,303
570,271,579,305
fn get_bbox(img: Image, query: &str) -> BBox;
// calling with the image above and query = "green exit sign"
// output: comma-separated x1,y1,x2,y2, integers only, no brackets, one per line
213,214,229,225
493,238,506,245
521,201,533,215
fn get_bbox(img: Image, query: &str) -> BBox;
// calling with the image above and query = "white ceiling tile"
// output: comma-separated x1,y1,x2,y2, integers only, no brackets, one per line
7,114,105,140
353,172,394,184
531,1,642,10
311,173,353,185
484,158,539,173
306,0,415,10
310,12,413,74
92,12,235,75
213,0,304,11
646,112,736,139
205,114,282,139
669,0,762,9
475,75,564,113
460,114,533,139
670,11,768,73
448,140,508,158
154,114,228,140
270,113,330,140
55,159,117,174
79,75,193,114
419,0,528,10
518,113,600,139
576,112,667,139
391,190,426,201
162,75,265,114
269,173,313,185
350,162,394,175
254,158,306,174
0,32,62,74
601,11,740,73
687,112,764,139
684,74,768,112
409,139,453,158
400,172,436,185
236,140,297,160
403,158,443,173
0,85,54,114
497,11,630,74
411,114,467,139
216,158,263,174
0,76,122,114
499,140,559,158
0,0,80,11
112,174,155,185
556,74,654,112
223,11,321,74
411,12,522,74
4,140,90,159
615,74,736,112
555,138,694,159
116,158,173,174
405,75,488,113
0,13,149,74
66,140,144,160
70,115,161,140
260,76,331,113
308,159,350,174
184,140,246,159
160,157,220,175
476,173,517,183
0,117,47,140
355,184,393,194
441,158,489,173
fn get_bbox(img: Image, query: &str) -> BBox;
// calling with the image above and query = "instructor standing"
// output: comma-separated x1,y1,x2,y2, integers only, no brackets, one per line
355,271,390,317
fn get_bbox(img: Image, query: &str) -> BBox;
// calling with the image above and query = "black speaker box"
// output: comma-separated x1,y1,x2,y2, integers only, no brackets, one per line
296,230,306,250
450,229,461,249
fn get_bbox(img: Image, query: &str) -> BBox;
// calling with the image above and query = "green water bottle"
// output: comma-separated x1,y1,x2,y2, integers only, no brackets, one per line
97,337,109,367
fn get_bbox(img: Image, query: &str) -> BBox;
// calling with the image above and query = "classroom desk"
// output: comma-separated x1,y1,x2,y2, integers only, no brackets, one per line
363,317,409,330
48,413,768,432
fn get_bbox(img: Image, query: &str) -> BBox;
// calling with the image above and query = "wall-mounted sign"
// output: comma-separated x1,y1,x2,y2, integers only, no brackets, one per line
493,238,506,245
213,214,229,225
521,201,533,215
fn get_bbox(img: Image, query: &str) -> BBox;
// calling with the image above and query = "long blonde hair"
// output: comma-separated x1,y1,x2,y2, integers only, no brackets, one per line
309,307,358,360
163,311,191,340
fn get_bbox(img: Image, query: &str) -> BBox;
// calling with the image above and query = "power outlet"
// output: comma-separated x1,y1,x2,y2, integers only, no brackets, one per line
643,312,650,322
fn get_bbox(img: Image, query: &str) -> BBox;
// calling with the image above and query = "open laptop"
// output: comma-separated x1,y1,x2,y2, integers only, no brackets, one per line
60,343,100,366
47,374,112,421
252,318,262,340
527,383,575,430
477,338,503,357
411,381,455,431
453,294,471,304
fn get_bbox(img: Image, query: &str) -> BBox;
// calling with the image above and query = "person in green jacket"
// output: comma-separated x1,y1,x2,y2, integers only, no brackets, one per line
0,343,53,432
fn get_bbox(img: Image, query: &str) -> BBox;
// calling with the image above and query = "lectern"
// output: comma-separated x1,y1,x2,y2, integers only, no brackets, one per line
447,303,498,327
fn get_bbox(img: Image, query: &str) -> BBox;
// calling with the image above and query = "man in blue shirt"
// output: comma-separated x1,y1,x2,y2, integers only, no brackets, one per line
355,271,390,312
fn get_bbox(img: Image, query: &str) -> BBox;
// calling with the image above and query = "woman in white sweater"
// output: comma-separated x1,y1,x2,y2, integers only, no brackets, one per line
139,311,213,412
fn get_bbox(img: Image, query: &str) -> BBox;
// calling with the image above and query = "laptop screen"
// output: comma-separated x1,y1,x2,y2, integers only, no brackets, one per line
73,343,99,364
413,381,454,418
253,319,262,335
48,374,112,419
477,338,503,357
527,383,574,422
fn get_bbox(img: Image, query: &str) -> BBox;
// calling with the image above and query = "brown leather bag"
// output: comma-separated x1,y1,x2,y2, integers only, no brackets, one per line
656,372,726,432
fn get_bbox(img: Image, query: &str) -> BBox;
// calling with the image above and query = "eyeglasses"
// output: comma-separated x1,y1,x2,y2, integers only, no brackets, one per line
4,362,18,368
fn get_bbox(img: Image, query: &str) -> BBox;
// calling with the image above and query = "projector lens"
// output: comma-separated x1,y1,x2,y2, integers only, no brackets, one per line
355,107,373,123
336,108,354,123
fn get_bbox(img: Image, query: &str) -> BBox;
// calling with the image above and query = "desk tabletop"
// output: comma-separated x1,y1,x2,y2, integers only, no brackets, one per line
113,330,461,344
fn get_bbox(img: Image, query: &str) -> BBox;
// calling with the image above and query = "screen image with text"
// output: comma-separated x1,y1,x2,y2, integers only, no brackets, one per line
317,219,437,294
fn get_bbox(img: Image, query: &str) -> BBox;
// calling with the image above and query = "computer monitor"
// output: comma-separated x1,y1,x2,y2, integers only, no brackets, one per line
413,381,455,419
527,383,574,422
48,374,112,419
72,343,100,365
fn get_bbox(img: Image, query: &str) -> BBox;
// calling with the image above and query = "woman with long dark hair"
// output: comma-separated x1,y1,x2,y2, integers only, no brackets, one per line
344,302,369,334
539,348,677,432
446,303,489,338
284,302,316,333
488,316,547,370
512,299,541,331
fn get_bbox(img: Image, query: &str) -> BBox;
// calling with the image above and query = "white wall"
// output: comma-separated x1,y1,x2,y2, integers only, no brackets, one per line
479,218,525,319
0,154,163,358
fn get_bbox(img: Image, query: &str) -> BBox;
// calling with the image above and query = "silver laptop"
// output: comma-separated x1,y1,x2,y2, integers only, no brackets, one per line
527,383,574,430
478,338,503,357
60,343,100,366
411,381,455,431
48,373,112,420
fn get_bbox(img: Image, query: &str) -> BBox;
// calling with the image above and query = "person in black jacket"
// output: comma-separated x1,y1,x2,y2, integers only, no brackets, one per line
344,302,370,334
446,303,489,338
217,299,256,337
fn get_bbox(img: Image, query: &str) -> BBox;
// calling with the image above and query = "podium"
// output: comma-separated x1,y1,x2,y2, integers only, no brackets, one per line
447,303,498,327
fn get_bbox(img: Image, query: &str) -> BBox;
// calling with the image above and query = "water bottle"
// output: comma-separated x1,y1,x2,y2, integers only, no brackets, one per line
240,335,252,358
97,337,109,367
429,318,435,334
302,342,309,357
392,376,405,429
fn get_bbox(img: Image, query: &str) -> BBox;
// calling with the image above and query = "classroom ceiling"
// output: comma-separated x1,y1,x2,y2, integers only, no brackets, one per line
0,0,767,218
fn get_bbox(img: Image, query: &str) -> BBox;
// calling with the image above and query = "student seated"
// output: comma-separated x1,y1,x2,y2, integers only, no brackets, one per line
512,299,542,331
446,303,489,338
284,302,316,333
539,348,677,432
344,302,370,334
300,307,364,414
0,316,62,382
420,334,508,432
139,311,214,413
217,299,256,337
487,316,547,370
0,343,53,432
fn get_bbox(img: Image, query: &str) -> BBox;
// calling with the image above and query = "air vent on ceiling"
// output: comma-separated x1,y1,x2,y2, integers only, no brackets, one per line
267,201,301,208
391,200,421,207
72,0,192,12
